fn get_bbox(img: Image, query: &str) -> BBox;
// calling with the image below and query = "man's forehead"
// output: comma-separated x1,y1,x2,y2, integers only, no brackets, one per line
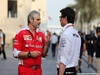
34,14,40,19
34,14,40,17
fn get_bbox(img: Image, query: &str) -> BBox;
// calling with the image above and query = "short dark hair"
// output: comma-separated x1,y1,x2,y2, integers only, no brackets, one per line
60,7,75,23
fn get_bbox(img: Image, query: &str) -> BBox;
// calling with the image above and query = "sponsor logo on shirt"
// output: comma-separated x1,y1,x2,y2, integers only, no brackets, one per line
25,44,29,47
61,38,66,47
73,34,79,38
29,44,34,47
35,45,43,48
25,44,34,47
14,40,18,44
38,37,42,42
25,44,42,48
23,35,32,40
36,36,42,42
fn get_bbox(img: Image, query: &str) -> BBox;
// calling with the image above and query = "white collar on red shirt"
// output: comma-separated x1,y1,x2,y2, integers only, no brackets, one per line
62,23,74,32
24,26,39,32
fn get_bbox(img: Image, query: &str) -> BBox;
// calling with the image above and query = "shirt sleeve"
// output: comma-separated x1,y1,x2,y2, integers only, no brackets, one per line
59,34,71,65
13,32,23,58
41,32,47,57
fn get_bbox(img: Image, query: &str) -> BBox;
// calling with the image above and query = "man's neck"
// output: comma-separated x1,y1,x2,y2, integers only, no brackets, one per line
28,24,36,35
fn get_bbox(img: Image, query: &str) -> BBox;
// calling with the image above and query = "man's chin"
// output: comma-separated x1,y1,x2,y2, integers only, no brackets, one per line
37,25,40,28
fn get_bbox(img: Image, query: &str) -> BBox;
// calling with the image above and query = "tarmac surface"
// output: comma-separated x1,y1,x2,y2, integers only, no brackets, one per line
0,46,98,75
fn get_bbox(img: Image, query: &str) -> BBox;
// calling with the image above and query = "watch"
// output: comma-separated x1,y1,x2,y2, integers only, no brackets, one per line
27,51,31,57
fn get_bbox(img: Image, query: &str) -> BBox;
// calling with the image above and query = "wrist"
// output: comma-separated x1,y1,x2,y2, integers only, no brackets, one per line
27,51,31,57
45,43,49,46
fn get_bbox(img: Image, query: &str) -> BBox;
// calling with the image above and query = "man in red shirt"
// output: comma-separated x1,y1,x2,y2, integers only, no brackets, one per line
13,10,51,75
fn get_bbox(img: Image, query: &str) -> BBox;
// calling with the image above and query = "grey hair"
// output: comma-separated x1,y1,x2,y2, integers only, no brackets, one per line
27,10,40,24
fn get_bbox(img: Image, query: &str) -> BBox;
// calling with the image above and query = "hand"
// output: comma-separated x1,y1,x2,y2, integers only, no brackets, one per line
31,51,41,58
45,31,51,43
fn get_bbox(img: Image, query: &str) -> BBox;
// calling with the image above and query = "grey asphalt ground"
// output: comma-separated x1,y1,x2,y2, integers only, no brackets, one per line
0,46,98,75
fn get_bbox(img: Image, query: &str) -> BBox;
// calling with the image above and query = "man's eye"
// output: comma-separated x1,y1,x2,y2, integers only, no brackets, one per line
37,19,40,20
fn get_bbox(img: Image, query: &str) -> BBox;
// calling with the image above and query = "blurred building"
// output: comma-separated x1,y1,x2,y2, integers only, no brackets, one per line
0,0,46,46
74,11,100,35
47,25,62,35
80,18,100,35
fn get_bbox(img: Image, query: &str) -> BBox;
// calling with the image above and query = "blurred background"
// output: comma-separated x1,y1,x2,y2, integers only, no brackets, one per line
0,0,100,46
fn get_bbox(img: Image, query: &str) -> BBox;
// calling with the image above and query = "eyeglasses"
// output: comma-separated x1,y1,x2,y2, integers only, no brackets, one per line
59,16,66,19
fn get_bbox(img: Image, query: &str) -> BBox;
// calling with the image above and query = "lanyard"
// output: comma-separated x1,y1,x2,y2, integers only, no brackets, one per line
62,24,74,33
66,24,73,28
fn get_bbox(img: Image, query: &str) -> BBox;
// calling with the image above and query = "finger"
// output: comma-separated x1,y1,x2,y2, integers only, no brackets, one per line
37,52,41,54
36,51,41,54
36,52,41,57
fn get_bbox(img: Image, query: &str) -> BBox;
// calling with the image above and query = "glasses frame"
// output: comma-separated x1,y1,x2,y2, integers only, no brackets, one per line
59,16,66,19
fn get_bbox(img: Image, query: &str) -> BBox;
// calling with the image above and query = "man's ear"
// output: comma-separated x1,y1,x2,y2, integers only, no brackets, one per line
65,17,68,23
30,18,33,23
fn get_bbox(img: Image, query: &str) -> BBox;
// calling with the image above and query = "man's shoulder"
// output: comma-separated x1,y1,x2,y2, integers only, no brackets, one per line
64,28,77,35
16,28,28,35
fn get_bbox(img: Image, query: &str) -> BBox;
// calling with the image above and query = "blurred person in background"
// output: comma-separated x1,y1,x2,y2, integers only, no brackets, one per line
13,10,51,75
95,27,100,75
86,30,96,68
0,34,2,54
56,7,81,75
76,30,86,73
0,29,6,60
50,32,58,57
